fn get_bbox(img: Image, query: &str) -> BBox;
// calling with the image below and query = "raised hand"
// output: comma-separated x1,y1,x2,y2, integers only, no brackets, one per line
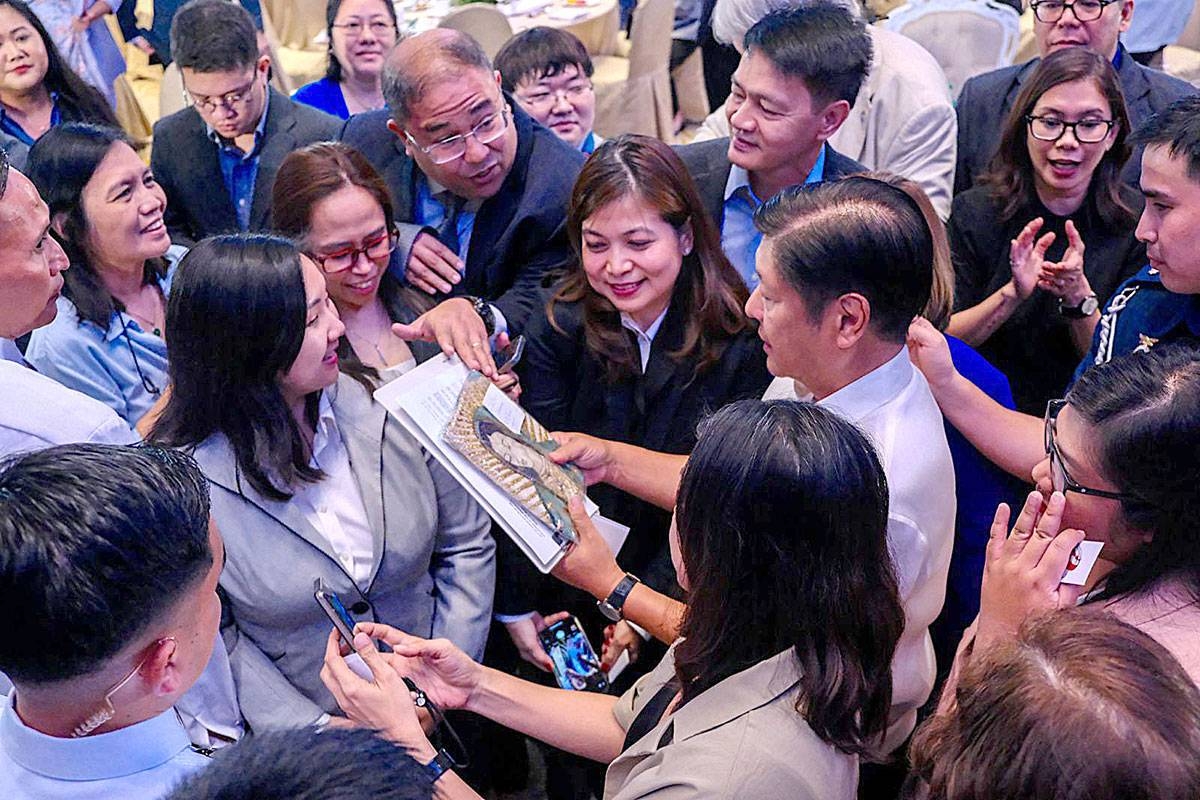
1009,218,1056,301
1038,219,1092,305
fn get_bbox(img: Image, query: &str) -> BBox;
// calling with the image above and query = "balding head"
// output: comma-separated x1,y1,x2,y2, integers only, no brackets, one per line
0,168,69,339
382,29,492,125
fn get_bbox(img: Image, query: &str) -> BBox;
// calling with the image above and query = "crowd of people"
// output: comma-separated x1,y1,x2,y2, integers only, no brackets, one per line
0,0,1198,797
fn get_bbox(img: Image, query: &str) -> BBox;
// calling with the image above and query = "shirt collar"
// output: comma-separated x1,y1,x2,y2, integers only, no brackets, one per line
817,348,911,423
101,261,178,343
580,131,597,154
420,174,483,214
205,89,270,152
620,306,669,344
1,693,191,782
723,144,827,204
308,391,342,469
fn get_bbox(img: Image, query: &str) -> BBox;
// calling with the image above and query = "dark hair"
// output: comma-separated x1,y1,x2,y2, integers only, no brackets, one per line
495,27,594,94
323,0,399,83
906,608,1200,800
983,48,1135,228
381,30,491,125
164,728,433,800
742,3,871,108
1065,342,1200,604
754,174,933,343
272,141,431,389
0,444,212,685
673,400,903,755
554,134,751,382
0,0,117,127
151,235,322,501
877,173,954,330
26,123,168,329
1132,95,1200,181
171,0,259,74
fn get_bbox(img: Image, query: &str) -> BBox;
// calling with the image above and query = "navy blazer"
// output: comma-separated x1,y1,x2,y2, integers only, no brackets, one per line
954,46,1195,195
674,137,867,230
495,292,773,617
339,102,585,334
152,89,341,244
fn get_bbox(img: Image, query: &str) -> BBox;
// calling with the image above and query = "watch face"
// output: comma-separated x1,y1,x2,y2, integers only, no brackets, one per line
1081,296,1099,315
597,601,620,622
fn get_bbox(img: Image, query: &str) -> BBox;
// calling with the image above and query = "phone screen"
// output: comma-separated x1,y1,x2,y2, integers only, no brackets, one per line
538,617,608,693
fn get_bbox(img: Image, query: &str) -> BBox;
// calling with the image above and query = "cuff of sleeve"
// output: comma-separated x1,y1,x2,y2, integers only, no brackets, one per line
314,713,333,729
489,303,509,339
495,611,537,625
625,620,652,641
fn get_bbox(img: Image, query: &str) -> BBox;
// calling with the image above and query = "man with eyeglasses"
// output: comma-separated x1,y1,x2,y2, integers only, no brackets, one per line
495,27,600,154
151,0,340,244
341,29,585,375
954,0,1194,196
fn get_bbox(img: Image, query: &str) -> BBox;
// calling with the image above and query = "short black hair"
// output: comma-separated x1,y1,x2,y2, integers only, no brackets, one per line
0,444,212,685
755,175,933,343
1131,96,1200,182
495,26,593,94
164,728,434,799
171,0,259,74
742,3,871,108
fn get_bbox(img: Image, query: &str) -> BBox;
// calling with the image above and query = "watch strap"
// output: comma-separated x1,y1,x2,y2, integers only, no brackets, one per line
464,295,496,336
598,573,640,620
422,749,455,783
1059,294,1098,318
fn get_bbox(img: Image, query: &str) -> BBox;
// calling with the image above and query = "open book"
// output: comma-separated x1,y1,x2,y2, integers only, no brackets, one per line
375,355,630,573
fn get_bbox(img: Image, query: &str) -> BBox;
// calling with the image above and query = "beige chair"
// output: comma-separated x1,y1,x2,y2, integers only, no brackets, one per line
671,46,709,126
1165,44,1200,86
438,5,514,60
591,0,674,141
880,0,1020,99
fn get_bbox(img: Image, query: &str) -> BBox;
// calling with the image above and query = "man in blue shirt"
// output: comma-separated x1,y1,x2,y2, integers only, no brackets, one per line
0,444,223,797
674,4,870,287
151,0,340,243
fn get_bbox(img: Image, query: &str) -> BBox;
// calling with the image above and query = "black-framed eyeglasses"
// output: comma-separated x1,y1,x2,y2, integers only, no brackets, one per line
1030,0,1118,22
1044,399,1132,501
405,106,510,165
331,19,396,37
185,72,261,114
402,677,470,768
307,227,398,273
1026,115,1115,143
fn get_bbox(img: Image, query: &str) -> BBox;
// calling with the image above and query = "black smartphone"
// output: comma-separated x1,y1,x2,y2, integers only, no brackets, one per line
493,334,525,374
313,578,357,646
538,616,608,692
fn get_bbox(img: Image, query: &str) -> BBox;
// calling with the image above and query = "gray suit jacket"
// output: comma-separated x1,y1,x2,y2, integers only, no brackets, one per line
152,88,341,244
674,138,867,229
954,46,1195,195
192,376,495,730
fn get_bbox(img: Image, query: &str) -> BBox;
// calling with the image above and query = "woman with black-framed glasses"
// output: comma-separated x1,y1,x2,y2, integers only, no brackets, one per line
945,47,1145,415
931,342,1200,701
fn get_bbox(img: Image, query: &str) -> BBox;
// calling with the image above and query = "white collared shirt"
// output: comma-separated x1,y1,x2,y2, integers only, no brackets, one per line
620,308,669,372
763,349,956,751
293,395,375,586
0,694,210,799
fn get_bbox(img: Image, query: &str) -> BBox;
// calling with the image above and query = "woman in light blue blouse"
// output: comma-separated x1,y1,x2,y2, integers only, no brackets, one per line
24,123,181,429
292,0,398,120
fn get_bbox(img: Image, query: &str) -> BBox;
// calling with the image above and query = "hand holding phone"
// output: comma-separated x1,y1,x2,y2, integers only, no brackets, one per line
538,616,608,692
314,579,374,681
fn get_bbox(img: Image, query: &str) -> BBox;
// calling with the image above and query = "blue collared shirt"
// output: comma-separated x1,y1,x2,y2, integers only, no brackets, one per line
580,131,600,154
206,94,270,231
0,92,61,146
721,144,827,288
0,693,210,799
24,246,185,428
414,175,477,264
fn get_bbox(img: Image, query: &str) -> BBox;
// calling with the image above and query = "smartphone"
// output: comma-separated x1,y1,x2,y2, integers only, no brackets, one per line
314,578,358,646
493,334,525,374
538,616,608,693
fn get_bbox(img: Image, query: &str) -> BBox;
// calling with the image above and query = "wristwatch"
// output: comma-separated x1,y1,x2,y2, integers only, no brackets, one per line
1059,294,1099,318
597,574,640,622
422,749,455,783
464,295,496,336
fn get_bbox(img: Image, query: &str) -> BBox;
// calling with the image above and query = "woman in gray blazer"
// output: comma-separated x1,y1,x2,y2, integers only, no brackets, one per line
321,400,905,799
151,235,495,731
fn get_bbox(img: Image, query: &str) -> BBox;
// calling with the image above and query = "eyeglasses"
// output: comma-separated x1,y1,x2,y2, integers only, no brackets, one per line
185,73,260,114
1030,0,1118,22
517,81,593,111
405,106,510,165
1044,399,1133,501
1026,115,1115,143
308,227,398,273
331,19,395,38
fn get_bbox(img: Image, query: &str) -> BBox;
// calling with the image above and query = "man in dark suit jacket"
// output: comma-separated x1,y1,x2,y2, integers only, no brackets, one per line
341,29,584,368
151,0,339,244
675,5,869,287
954,0,1194,195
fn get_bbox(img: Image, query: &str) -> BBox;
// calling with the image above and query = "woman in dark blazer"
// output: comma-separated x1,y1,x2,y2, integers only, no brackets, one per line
500,135,771,672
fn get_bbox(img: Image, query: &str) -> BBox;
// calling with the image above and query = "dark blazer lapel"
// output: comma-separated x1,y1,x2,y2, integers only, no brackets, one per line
468,97,532,292
392,135,417,222
249,90,297,229
328,377,389,584
182,111,238,234
638,304,688,451
1116,47,1153,118
191,433,346,568
695,139,732,229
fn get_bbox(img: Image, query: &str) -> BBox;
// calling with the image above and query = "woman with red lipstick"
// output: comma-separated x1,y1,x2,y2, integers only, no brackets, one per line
23,122,180,430
292,0,398,119
499,135,770,682
946,48,1145,415
150,234,496,732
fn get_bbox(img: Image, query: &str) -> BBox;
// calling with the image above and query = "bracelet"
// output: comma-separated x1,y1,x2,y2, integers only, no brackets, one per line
422,748,455,783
